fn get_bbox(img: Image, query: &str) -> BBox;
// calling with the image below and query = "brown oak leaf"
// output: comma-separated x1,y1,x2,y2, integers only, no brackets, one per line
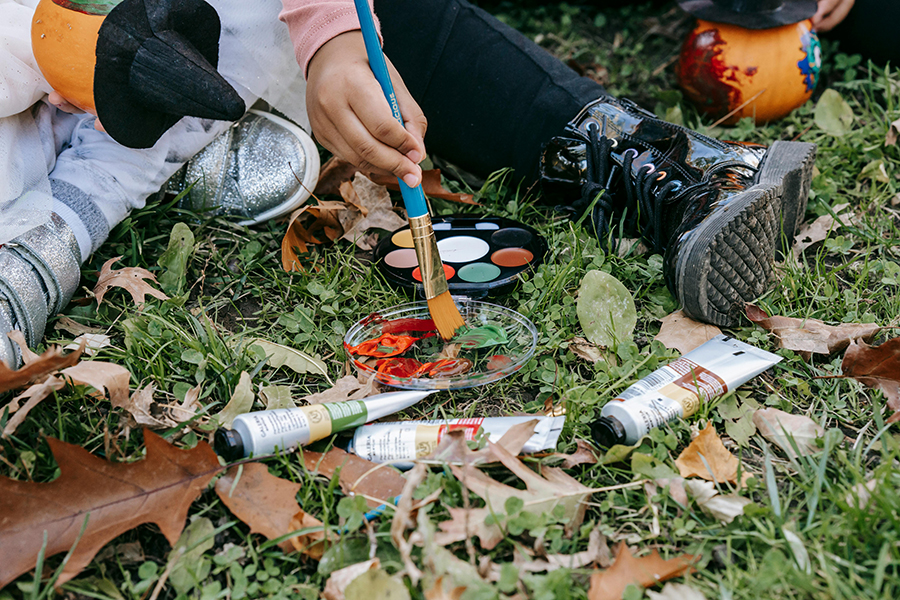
0,430,220,588
745,304,879,361
93,257,169,306
675,423,751,485
549,439,599,469
338,173,407,250
1,375,66,438
281,201,345,271
841,337,900,422
655,310,722,354
587,543,697,600
215,463,326,557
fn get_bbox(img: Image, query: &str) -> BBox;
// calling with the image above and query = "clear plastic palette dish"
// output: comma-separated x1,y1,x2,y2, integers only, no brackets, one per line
344,299,538,390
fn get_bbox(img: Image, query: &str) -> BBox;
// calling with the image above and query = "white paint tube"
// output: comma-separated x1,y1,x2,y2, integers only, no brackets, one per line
591,335,781,446
347,415,565,466
214,390,437,459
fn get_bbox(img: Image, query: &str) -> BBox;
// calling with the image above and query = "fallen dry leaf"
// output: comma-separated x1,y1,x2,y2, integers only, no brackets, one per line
886,118,900,146
281,201,345,271
116,383,200,430
841,337,900,422
301,447,407,508
430,419,538,466
249,338,330,381
568,336,604,363
339,173,407,250
0,430,220,587
371,169,478,206
587,543,697,600
64,333,112,356
752,408,825,459
215,463,326,557
60,360,131,406
435,434,593,549
655,310,722,354
675,423,751,485
53,316,103,337
301,374,380,404
260,384,295,410
550,439,599,469
315,157,364,197
684,479,751,523
644,477,688,508
646,582,707,600
745,304,879,361
424,576,467,600
323,558,380,600
790,209,856,262
501,528,610,577
1,376,66,438
93,257,170,306
0,332,82,394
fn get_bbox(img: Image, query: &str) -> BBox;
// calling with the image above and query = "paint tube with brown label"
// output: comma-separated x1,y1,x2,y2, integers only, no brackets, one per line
348,415,565,466
591,335,780,447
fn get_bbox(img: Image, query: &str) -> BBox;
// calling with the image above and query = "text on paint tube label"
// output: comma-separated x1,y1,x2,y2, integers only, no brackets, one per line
251,400,368,446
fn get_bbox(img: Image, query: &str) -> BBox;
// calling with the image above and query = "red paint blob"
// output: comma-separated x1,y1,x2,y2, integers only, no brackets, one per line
412,264,455,282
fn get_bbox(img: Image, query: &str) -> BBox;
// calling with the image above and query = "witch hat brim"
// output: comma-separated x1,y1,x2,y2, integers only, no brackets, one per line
94,0,246,149
677,0,817,29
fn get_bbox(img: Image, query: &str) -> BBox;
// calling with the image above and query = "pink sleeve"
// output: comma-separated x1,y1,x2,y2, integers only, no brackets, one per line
279,0,381,77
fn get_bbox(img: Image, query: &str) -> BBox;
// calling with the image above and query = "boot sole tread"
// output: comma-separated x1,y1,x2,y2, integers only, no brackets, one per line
676,141,816,327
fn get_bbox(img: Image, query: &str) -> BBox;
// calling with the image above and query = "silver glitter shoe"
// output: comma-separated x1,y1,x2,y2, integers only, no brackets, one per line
0,214,82,367
176,110,320,225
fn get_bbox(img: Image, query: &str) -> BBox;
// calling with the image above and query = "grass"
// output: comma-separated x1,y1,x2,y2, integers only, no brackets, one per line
2,1,900,599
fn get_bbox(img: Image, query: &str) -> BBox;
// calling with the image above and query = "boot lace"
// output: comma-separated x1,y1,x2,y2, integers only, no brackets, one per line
579,118,755,255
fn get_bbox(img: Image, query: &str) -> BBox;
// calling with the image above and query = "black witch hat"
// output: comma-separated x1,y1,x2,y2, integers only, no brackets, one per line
677,0,817,29
94,0,246,148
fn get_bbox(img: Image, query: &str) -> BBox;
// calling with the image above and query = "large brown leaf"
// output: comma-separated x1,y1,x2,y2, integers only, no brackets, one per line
0,430,220,587
588,543,697,600
215,463,326,558
300,447,407,508
841,337,900,422
655,310,721,354
745,304,879,361
280,201,345,271
93,257,170,306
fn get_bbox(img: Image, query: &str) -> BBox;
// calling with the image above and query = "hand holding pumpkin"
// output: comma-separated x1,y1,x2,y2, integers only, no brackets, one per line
812,0,855,32
305,30,426,188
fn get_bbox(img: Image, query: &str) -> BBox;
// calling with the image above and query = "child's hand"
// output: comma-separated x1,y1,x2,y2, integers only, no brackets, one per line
47,91,106,132
306,31,426,188
812,0,855,32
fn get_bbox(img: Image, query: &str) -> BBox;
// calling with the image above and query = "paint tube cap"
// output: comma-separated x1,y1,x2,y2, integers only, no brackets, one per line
590,415,626,448
214,428,245,461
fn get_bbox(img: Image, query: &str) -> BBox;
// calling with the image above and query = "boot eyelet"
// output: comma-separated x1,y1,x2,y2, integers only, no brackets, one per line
624,148,639,159
656,170,667,180
644,163,656,174
585,122,599,133
610,139,618,148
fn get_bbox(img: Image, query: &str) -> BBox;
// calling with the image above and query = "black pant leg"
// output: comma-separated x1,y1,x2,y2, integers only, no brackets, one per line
827,0,899,65
375,0,605,183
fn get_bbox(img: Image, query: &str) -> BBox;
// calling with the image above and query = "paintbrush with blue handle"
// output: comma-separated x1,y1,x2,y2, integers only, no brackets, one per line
352,0,465,340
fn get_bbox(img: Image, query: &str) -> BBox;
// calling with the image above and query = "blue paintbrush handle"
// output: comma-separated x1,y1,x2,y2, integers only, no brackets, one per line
353,0,429,218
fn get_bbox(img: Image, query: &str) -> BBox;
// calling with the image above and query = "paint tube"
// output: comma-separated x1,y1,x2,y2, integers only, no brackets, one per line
591,335,781,447
347,415,565,466
214,390,437,460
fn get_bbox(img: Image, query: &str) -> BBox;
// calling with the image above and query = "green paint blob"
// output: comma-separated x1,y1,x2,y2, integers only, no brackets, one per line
458,262,501,283
454,324,508,349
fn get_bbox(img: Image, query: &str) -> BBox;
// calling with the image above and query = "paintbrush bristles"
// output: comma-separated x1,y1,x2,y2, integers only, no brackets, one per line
427,291,466,340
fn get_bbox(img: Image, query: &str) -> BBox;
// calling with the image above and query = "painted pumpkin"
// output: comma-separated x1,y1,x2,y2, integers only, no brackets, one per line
678,19,822,124
31,0,121,114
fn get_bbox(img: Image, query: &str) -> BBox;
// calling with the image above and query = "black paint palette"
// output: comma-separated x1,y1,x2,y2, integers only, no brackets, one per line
375,215,547,298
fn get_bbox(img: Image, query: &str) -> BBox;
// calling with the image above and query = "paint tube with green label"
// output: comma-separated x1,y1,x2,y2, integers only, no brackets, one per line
214,390,437,460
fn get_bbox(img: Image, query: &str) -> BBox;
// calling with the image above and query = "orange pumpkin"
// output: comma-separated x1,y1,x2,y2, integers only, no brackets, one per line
31,0,114,114
678,19,822,124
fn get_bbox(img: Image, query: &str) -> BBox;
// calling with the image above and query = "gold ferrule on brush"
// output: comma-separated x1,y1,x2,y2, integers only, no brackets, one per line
409,214,448,300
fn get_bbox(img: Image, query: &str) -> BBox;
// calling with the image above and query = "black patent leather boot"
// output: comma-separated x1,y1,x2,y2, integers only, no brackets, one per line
541,96,816,327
